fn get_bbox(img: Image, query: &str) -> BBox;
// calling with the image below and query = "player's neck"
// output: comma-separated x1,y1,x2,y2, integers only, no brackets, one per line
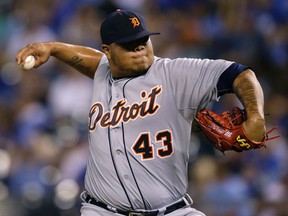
111,68,149,79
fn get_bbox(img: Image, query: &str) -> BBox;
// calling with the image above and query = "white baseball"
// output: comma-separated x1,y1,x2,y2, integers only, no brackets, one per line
21,55,36,70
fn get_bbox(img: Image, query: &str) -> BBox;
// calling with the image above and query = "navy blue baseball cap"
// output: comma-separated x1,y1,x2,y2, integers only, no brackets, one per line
100,9,160,45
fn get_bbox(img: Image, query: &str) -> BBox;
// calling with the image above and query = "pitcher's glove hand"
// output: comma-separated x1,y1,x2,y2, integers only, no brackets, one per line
195,107,279,153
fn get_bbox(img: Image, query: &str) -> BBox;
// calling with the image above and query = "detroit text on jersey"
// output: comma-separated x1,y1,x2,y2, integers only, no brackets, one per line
88,85,162,130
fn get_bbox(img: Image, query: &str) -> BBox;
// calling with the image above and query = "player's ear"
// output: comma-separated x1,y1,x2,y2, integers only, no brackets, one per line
102,44,111,59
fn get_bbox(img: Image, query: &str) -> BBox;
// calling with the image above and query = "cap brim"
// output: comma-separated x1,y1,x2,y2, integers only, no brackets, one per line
115,31,160,44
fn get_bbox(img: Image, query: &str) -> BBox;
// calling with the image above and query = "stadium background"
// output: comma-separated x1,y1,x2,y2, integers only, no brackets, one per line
0,0,287,215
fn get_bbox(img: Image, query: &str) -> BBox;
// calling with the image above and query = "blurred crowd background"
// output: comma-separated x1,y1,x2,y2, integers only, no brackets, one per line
0,0,287,215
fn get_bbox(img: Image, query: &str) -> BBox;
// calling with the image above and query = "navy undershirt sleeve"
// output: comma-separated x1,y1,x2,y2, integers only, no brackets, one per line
217,63,251,96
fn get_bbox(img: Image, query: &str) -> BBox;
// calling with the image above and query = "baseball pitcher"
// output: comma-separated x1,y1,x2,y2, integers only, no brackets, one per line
16,9,273,216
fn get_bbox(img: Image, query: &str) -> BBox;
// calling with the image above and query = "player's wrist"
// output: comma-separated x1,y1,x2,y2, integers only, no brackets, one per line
242,118,266,142
47,42,60,56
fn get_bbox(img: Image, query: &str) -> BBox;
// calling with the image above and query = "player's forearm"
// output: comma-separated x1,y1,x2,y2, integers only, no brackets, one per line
233,69,264,118
233,69,266,141
49,42,103,78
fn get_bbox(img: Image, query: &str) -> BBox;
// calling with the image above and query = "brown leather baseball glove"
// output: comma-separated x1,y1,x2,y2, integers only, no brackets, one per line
195,107,279,153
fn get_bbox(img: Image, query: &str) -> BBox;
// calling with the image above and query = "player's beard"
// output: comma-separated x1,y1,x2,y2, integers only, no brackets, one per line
110,54,153,78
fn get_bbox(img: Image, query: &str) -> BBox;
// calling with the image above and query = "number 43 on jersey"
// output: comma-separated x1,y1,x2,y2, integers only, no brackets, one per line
132,130,174,160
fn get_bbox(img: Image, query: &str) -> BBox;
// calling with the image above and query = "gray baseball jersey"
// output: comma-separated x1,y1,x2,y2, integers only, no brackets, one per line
85,55,233,210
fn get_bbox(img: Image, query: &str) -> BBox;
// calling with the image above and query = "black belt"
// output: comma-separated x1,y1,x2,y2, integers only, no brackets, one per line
85,194,187,216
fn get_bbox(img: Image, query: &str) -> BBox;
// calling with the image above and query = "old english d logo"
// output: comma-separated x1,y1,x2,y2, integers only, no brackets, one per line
129,17,140,28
